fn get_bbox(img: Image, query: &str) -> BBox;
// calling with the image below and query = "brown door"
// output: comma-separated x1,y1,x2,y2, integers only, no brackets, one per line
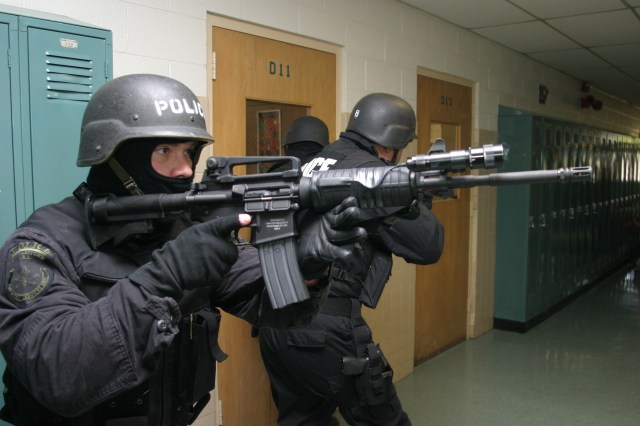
414,75,472,364
211,27,336,425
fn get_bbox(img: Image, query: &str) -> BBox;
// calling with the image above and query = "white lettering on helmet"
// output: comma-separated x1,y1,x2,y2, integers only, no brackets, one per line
183,99,196,114
154,98,205,118
169,99,184,114
154,100,168,116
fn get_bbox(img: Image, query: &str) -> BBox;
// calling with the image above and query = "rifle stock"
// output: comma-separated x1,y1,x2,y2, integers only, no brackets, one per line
85,144,593,309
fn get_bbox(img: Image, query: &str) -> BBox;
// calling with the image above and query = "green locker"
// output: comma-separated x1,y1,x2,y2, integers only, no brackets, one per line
0,13,19,244
0,7,112,421
494,106,534,324
0,5,112,241
496,106,640,332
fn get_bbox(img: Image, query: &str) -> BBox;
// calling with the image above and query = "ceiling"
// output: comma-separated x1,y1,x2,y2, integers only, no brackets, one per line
401,0,640,109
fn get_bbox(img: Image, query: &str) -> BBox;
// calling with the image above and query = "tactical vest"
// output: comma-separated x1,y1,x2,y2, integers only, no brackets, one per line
303,135,394,308
0,196,224,426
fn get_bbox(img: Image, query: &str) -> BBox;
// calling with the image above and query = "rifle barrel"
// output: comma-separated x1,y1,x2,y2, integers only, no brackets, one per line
89,192,232,222
420,166,593,190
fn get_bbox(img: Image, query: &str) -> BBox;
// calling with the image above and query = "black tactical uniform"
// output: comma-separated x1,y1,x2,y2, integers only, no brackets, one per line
268,115,329,174
259,118,445,425
0,196,262,425
0,74,365,426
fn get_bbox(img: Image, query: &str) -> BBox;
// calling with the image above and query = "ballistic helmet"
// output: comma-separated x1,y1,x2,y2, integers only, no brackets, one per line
284,116,329,149
77,74,212,167
346,93,416,150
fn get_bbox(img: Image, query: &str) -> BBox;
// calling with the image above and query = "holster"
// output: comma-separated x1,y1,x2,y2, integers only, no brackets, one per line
323,297,395,406
175,308,227,425
359,343,394,405
344,342,394,406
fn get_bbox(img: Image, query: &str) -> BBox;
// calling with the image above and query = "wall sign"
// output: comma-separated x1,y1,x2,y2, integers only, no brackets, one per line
440,95,453,106
269,61,290,78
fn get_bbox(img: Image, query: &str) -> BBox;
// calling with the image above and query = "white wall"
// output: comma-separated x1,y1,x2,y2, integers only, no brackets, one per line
3,0,638,135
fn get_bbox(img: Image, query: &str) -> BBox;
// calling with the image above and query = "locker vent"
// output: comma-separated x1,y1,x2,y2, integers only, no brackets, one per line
45,50,94,101
532,119,541,146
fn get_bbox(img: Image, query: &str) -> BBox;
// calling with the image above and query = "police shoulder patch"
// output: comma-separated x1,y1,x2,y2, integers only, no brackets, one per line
6,241,55,304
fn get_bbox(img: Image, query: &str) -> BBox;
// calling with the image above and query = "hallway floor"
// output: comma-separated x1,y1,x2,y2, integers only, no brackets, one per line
340,266,640,426
393,263,640,425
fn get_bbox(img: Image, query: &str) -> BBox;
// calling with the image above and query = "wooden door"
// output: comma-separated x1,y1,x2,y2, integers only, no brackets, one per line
211,27,336,425
414,75,472,364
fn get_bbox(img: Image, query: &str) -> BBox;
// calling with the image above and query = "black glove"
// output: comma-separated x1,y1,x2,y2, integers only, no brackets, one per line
297,197,367,279
129,215,242,299
337,200,423,229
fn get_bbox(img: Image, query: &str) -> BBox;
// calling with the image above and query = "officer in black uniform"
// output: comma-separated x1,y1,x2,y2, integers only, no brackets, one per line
268,115,329,173
283,115,329,162
0,74,366,426
258,93,445,426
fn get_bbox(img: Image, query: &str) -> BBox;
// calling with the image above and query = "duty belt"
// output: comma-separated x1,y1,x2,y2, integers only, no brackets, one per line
322,298,373,362
319,297,365,327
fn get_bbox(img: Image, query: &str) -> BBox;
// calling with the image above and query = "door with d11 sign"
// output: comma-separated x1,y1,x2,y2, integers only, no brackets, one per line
415,75,472,365
211,25,336,426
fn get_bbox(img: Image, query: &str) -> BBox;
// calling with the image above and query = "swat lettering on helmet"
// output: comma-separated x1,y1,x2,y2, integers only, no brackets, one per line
301,157,337,177
154,98,205,118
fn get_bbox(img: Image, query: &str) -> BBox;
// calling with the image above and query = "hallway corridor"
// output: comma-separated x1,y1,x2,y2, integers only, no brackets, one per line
395,262,640,425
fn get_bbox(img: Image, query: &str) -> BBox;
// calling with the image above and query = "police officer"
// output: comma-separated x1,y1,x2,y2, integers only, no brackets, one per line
0,74,365,426
258,93,445,425
268,115,329,173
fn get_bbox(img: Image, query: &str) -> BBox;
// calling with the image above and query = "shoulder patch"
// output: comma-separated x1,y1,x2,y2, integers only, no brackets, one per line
6,242,54,304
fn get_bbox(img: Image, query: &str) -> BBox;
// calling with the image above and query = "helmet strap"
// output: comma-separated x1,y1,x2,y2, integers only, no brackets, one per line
390,149,400,164
108,158,145,196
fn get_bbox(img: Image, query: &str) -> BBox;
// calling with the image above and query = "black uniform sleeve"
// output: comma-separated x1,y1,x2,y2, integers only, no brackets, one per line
0,228,180,417
210,245,264,323
371,201,444,265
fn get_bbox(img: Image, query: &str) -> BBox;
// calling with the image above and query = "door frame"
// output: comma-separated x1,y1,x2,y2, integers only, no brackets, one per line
203,15,343,425
416,68,491,340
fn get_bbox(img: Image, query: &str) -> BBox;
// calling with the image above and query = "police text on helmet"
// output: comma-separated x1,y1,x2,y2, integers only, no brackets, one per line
154,98,204,118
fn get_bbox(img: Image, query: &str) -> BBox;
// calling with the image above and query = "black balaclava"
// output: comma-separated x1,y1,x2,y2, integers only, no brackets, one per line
83,139,205,250
284,141,325,164
86,139,205,196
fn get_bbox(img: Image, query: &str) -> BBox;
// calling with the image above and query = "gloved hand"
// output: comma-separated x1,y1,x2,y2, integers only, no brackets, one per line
297,197,367,279
129,215,249,299
336,200,423,229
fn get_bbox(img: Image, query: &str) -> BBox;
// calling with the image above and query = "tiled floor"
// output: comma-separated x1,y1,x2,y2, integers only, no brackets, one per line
341,262,640,425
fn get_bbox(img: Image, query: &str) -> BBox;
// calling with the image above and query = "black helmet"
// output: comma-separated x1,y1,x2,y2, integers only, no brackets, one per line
346,93,416,150
284,116,329,148
77,74,212,167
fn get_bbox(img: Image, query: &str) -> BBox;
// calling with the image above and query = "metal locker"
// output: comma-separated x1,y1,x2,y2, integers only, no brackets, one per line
494,107,640,331
495,107,533,324
17,11,113,216
0,9,112,416
0,12,19,243
567,129,581,290
0,16,16,420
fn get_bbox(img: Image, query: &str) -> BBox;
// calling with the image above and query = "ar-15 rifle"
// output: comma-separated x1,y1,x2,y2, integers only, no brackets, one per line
84,142,592,309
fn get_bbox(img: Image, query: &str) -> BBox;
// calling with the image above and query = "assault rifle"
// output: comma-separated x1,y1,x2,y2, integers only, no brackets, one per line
84,141,592,309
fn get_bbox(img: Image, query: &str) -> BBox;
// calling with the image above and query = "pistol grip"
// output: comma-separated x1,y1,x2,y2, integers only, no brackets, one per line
258,237,310,309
